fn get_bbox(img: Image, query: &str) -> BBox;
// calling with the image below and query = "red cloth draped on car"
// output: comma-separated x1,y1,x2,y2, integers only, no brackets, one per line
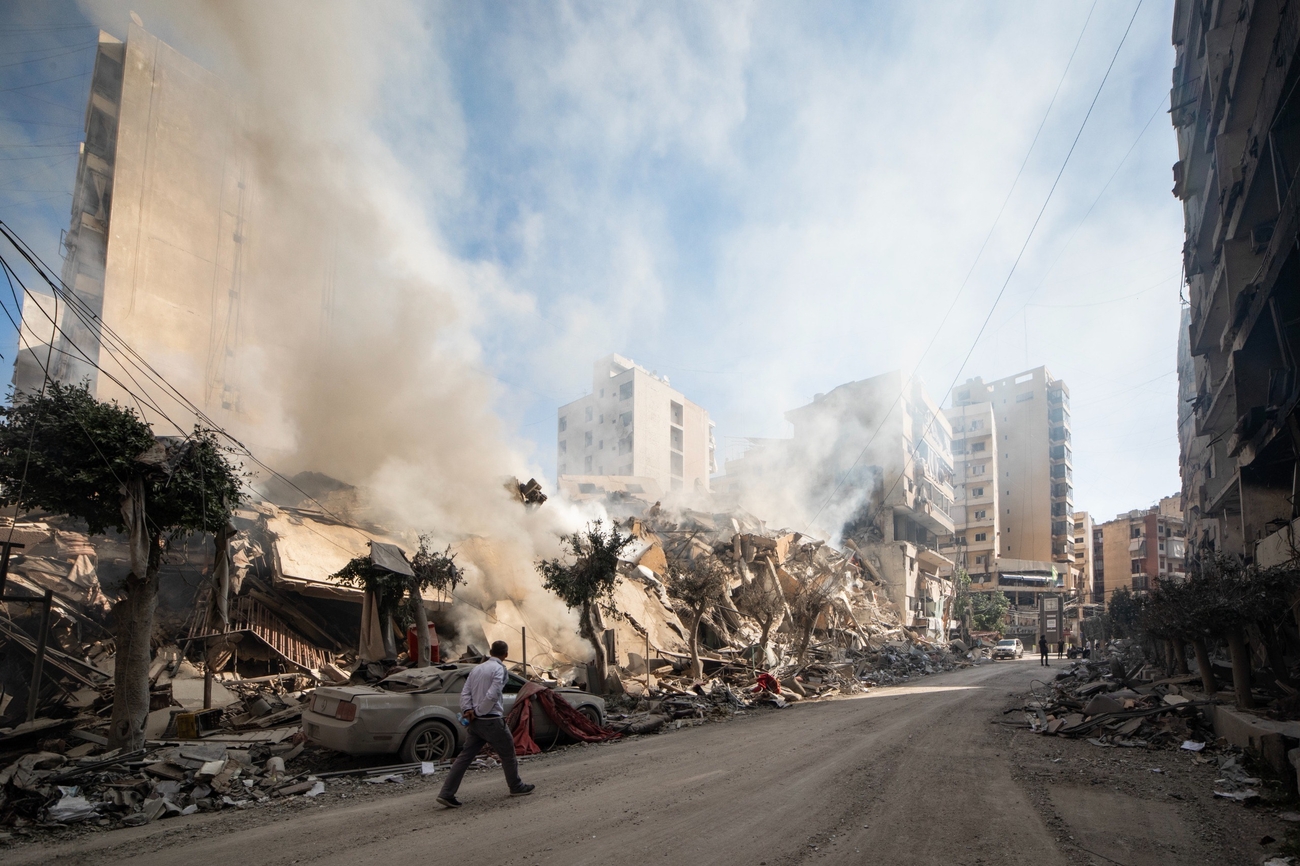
505,681,622,756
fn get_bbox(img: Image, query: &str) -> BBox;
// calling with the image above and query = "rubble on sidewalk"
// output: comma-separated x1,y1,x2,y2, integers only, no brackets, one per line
1018,658,1216,748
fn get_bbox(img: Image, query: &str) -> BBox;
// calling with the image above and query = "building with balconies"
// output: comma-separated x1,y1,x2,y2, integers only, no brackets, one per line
1172,0,1300,566
1096,498,1186,600
944,401,1000,574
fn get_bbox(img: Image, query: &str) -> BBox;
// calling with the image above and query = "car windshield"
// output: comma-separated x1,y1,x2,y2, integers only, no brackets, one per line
997,640,1016,647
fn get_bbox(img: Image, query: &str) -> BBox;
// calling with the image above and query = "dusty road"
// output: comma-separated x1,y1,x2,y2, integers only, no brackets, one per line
6,660,1281,865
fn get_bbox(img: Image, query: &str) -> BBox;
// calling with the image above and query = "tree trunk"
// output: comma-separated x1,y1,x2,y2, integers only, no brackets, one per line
210,523,234,632
580,601,607,694
1260,623,1293,686
688,610,704,679
759,612,774,649
1163,639,1175,676
1172,638,1189,675
1226,628,1255,710
1193,637,1218,696
109,536,160,751
410,590,431,668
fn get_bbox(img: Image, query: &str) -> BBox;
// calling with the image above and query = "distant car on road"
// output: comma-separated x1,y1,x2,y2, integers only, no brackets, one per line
992,639,1024,660
302,663,606,762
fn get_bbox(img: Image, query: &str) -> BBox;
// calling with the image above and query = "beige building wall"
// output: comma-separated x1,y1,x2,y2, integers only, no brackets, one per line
558,355,713,494
1072,511,1094,601
951,367,1073,569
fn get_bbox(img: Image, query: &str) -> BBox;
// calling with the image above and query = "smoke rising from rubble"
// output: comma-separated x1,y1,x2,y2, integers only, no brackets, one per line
76,0,595,661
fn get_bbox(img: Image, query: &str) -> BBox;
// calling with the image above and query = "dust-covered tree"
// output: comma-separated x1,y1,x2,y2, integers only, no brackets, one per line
408,536,463,666
536,520,632,691
0,382,242,749
790,576,835,662
734,570,785,651
666,556,731,678
1107,586,1147,639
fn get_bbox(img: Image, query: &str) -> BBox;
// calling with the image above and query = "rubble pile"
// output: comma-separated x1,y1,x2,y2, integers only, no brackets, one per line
1021,658,1215,749
599,501,966,699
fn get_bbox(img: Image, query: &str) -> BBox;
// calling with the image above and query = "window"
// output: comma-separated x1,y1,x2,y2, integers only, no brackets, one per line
1050,463,1067,478
598,440,603,450
619,437,632,455
670,427,683,451
974,532,987,542
1015,391,1034,402
971,442,986,452
584,432,592,446
671,401,684,425
620,412,632,427
971,464,985,475
1050,444,1069,460
585,407,593,422
1130,559,1143,574
975,555,987,565
1048,406,1066,422
1131,526,1142,538
958,390,970,401
1051,520,1068,536
972,487,984,497
599,414,604,424
970,419,984,430
974,510,986,519
559,441,567,454
671,452,683,477
584,456,593,472
620,382,633,400
599,388,604,398
558,417,567,432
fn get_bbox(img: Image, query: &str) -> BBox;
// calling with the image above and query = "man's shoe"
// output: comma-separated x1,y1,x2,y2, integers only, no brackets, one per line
510,783,535,796
436,795,462,808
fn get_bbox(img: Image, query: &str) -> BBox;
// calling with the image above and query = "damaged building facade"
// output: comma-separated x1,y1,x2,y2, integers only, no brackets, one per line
1173,0,1300,567
557,354,716,496
725,371,957,633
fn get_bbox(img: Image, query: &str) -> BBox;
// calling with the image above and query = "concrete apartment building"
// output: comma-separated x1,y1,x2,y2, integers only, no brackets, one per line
945,368,1078,634
557,354,715,495
727,371,956,633
1096,497,1187,600
13,22,253,432
1172,1,1300,568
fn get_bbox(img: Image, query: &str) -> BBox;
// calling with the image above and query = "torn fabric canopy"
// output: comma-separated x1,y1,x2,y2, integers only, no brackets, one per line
369,542,414,577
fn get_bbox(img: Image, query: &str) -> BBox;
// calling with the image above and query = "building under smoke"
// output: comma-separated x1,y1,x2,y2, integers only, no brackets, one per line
556,354,716,496
13,22,253,432
723,370,956,633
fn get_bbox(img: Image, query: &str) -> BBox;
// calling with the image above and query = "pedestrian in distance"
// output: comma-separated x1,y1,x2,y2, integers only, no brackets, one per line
1057,639,1065,659
1038,634,1050,667
436,640,535,808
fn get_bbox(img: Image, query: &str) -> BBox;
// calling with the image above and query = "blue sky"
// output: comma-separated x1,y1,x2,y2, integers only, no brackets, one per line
0,1,1184,525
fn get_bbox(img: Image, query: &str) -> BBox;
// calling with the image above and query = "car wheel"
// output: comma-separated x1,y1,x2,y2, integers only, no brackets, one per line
400,719,457,763
577,705,601,727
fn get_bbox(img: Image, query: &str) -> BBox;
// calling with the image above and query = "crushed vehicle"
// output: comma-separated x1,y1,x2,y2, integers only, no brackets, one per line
992,638,1024,660
301,663,606,762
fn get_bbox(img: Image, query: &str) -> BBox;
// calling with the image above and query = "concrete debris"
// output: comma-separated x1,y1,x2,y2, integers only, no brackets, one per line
1019,657,1216,749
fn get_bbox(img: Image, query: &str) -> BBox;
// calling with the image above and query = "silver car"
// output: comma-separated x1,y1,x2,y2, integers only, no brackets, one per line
301,663,606,763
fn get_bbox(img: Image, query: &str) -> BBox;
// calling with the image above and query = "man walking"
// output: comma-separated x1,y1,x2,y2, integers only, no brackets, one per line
1057,639,1065,660
1038,634,1050,667
437,640,535,808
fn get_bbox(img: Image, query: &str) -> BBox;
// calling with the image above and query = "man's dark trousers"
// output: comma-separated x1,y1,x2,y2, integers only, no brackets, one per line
439,716,521,798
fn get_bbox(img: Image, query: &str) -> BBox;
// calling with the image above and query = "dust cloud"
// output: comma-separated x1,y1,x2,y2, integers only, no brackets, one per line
76,0,596,661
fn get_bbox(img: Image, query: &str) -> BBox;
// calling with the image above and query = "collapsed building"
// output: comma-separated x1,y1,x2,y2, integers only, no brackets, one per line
722,371,958,635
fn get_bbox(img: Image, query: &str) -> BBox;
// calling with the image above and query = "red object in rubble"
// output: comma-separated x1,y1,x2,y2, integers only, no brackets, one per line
505,681,621,756
751,671,781,694
406,623,440,664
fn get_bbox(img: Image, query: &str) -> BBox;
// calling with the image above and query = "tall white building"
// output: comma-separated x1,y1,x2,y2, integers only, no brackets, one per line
557,355,715,494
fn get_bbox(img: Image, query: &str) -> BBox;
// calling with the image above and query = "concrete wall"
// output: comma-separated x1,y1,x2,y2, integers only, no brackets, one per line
91,22,251,430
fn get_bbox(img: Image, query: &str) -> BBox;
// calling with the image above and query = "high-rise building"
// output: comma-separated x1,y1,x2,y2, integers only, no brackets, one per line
14,23,252,430
557,354,715,494
1172,1,1300,567
726,371,957,633
949,367,1074,567
945,400,999,574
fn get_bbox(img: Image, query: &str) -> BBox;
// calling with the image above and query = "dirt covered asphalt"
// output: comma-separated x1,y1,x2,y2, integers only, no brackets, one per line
3,660,1287,866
